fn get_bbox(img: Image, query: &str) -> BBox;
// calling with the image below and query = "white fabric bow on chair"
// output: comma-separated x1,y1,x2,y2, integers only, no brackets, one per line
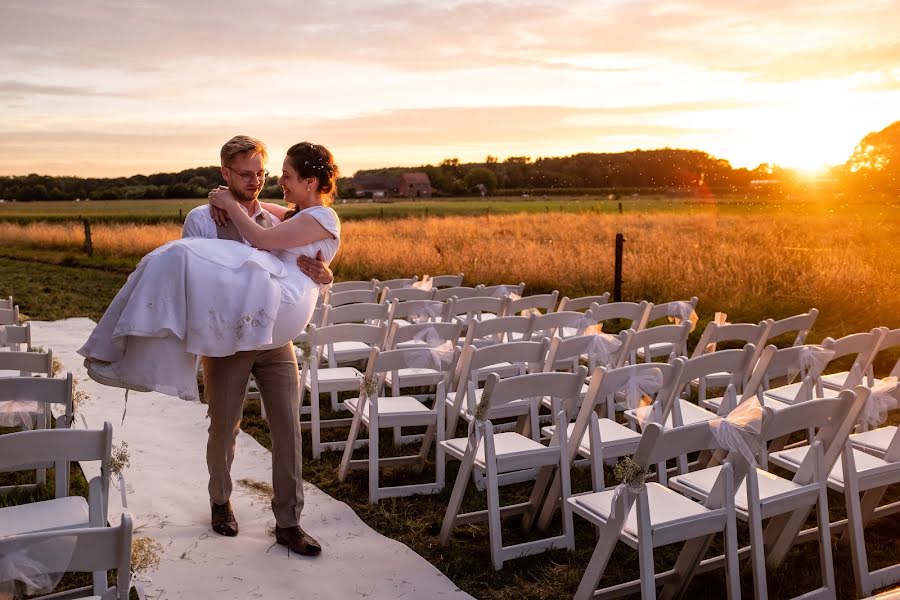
705,312,730,353
788,345,835,384
410,276,433,291
708,395,764,467
620,368,663,411
583,331,622,368
0,536,77,599
666,302,699,332
407,327,454,369
858,376,899,431
0,400,41,430
409,303,443,324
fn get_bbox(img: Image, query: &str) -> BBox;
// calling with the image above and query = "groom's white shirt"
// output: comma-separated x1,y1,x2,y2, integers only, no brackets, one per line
182,202,281,241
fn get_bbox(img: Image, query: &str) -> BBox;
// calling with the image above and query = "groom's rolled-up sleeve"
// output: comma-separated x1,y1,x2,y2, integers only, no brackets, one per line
182,206,216,239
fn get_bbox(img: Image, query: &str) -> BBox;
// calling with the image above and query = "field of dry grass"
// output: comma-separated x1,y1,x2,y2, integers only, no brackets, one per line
4,208,895,340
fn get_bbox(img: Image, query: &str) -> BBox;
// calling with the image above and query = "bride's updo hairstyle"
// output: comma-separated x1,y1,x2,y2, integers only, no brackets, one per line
287,142,339,205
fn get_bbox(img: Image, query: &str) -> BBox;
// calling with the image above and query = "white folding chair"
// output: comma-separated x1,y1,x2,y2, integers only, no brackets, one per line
531,361,685,532
569,418,743,600
439,371,580,569
299,322,388,459
0,295,13,310
324,288,380,308
0,512,135,600
433,286,485,302
586,300,652,337
635,297,698,361
690,319,773,399
767,308,819,346
375,277,419,294
0,373,74,494
766,387,900,597
0,422,113,540
0,321,31,351
480,283,526,298
505,291,559,317
316,300,395,365
443,339,550,438
389,299,445,327
670,396,859,600
329,279,378,294
850,327,900,458
818,327,888,392
0,305,20,326
556,293,610,313
443,295,508,325
337,346,445,503
463,314,535,347
429,273,464,289
531,309,597,340
617,321,692,366
380,286,436,304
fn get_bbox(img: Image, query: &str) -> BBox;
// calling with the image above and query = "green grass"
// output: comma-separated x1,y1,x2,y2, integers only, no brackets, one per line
1,193,896,224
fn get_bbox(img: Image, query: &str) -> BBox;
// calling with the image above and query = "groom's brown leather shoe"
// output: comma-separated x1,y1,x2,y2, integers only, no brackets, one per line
275,525,322,556
211,501,239,537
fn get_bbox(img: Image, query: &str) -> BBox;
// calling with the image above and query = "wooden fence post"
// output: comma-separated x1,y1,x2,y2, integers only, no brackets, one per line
618,202,623,214
614,233,624,302
83,218,93,257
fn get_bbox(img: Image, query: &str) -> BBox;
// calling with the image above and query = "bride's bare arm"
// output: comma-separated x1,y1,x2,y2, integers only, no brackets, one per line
209,189,333,250
259,201,290,220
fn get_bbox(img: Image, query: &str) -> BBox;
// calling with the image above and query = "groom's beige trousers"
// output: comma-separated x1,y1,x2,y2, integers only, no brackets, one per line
202,344,304,528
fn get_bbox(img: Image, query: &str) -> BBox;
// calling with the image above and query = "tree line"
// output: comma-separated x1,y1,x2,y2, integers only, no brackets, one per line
1,121,897,201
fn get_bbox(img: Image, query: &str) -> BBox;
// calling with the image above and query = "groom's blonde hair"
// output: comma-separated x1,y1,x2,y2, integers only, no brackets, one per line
220,135,268,166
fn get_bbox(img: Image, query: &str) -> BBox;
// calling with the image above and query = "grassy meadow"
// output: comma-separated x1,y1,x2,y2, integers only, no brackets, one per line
1,195,899,598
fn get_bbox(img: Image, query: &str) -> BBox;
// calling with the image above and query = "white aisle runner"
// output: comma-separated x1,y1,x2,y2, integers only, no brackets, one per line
33,319,472,600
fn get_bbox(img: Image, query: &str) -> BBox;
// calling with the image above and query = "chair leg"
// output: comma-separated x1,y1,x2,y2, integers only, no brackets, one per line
845,481,872,597
724,509,741,600
338,402,363,482
573,517,624,600
748,507,768,600
816,478,837,596
486,461,504,571
310,384,322,460
368,417,380,504
439,449,476,546
638,532,656,599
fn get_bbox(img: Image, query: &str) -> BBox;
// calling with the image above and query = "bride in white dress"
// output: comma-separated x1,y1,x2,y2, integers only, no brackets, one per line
79,142,341,401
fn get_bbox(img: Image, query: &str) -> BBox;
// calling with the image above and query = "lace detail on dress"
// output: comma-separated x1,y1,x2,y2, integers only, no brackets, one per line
196,307,275,342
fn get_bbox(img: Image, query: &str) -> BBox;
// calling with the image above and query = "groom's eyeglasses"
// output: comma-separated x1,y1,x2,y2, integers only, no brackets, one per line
225,166,269,183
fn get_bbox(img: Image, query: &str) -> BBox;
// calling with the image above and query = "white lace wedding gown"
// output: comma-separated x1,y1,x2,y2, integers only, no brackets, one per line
78,206,340,401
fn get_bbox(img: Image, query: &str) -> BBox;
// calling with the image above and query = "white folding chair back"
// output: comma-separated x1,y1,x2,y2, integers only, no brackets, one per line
429,273,464,288
0,422,113,540
463,314,535,347
323,301,393,327
439,371,583,569
443,295,508,324
819,327,887,392
618,321,691,365
505,291,559,316
589,300,652,332
768,308,818,345
444,339,551,438
0,512,135,600
480,283,526,298
0,305,20,326
375,277,419,293
531,309,595,340
0,295,12,309
433,286,484,302
0,321,31,350
556,293,610,313
380,286,436,303
329,279,378,294
0,373,75,493
644,296,699,324
389,299,444,326
325,288,379,307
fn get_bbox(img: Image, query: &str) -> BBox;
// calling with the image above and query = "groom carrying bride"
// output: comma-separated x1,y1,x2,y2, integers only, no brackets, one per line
182,135,333,556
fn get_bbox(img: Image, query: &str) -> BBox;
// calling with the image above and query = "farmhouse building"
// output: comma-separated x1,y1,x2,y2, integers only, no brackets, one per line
345,172,432,198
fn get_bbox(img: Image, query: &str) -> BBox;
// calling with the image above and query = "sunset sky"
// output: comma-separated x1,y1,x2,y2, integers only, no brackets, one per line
2,0,899,178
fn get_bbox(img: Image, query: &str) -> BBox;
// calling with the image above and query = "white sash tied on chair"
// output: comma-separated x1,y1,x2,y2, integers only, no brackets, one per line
705,312,730,353
0,400,41,430
409,327,455,369
404,343,454,371
409,276,433,291
409,303,443,324
666,302,699,332
0,536,77,599
609,457,650,519
708,396,764,467
584,332,622,368
619,368,663,411
788,345,835,384
492,287,516,300
858,377,899,431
